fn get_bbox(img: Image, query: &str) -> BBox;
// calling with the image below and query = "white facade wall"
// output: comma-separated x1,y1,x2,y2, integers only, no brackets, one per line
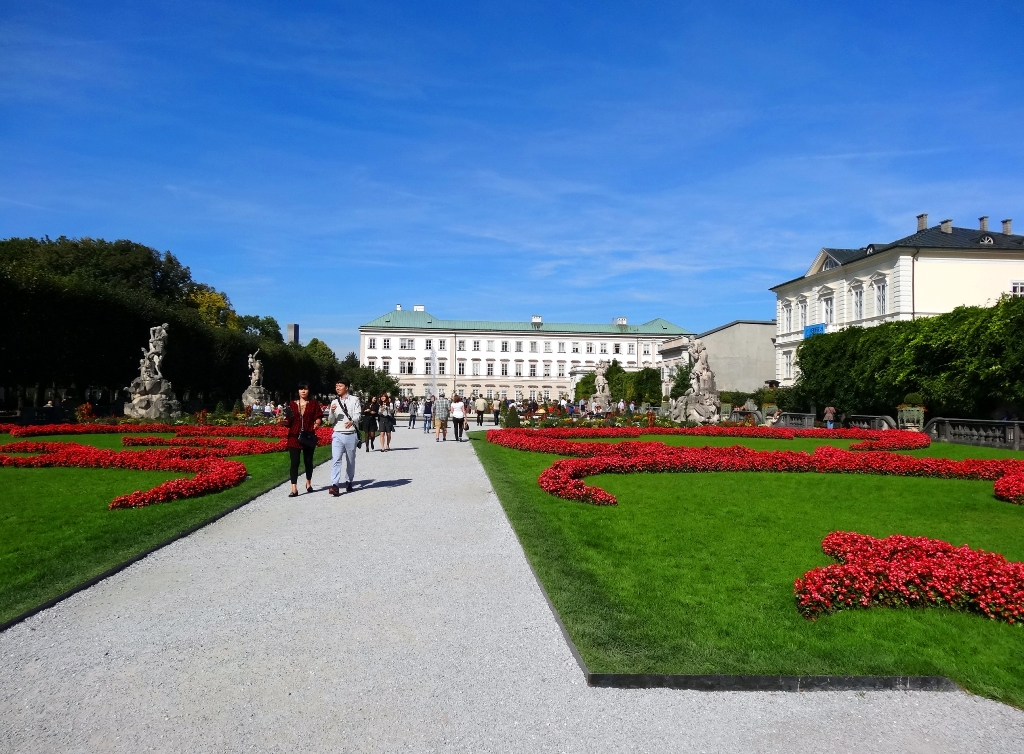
773,249,1024,385
358,327,671,399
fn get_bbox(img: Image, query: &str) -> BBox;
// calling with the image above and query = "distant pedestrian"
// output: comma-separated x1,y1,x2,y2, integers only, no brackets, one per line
408,398,419,428
423,397,433,432
378,392,395,451
824,405,836,430
361,396,379,452
281,381,324,497
451,394,466,442
434,394,450,442
327,379,362,495
474,395,487,427
492,397,501,425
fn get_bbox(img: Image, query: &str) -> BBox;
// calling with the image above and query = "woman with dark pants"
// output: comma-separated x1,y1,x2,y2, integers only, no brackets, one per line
280,381,323,497
361,396,379,452
377,393,395,451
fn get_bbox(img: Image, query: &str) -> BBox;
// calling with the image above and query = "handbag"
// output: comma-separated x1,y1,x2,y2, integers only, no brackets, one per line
296,401,318,449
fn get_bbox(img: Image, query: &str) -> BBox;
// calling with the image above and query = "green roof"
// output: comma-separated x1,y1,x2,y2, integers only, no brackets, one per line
360,310,691,335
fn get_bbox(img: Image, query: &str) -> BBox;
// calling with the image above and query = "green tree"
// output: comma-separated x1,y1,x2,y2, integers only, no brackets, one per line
238,315,284,342
669,364,692,399
574,372,596,402
632,367,663,404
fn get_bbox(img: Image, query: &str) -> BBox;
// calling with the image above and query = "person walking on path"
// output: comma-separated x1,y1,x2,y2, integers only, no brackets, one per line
433,394,450,442
378,393,395,451
824,404,837,430
492,397,501,425
361,396,379,452
327,379,362,495
475,395,487,427
407,398,418,429
281,381,324,497
450,394,466,442
422,397,433,432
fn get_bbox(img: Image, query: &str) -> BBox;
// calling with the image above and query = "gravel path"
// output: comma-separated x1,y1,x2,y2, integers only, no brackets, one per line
2,426,1023,753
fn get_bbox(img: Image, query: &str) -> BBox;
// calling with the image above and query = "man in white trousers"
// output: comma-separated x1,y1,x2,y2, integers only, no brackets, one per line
328,379,362,495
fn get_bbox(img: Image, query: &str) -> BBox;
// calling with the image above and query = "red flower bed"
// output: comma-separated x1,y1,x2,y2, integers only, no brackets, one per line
0,441,247,509
121,436,289,455
173,425,288,438
9,423,172,438
489,428,1024,507
794,531,1024,624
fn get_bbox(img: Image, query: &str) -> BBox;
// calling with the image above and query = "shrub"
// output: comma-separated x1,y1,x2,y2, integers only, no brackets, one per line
904,392,924,406
503,406,521,428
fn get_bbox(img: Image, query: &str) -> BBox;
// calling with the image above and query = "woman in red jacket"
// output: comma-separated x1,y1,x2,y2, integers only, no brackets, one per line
280,381,324,497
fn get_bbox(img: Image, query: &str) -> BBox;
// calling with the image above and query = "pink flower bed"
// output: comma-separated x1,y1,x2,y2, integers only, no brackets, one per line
795,531,1024,624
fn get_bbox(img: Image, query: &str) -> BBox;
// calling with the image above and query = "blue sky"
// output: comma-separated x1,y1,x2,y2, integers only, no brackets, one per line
2,1,1022,357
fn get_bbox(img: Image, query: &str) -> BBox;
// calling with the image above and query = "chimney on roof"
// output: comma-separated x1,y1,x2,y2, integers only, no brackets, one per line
940,219,953,234
613,317,628,325
531,315,542,329
917,213,928,231
413,304,425,312
979,216,989,232
396,304,402,311
1003,219,1014,235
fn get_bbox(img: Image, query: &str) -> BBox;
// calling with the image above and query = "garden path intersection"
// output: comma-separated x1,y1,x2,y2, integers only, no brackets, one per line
2,428,1024,752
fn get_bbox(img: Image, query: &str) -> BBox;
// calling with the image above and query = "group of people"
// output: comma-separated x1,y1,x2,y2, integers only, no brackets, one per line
406,395,502,441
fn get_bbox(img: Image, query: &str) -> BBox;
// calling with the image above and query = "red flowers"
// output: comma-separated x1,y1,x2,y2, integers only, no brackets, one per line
0,441,247,509
487,427,1024,507
795,532,1024,624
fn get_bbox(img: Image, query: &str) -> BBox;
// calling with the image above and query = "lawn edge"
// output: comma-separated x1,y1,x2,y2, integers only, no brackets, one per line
469,433,964,694
0,459,329,634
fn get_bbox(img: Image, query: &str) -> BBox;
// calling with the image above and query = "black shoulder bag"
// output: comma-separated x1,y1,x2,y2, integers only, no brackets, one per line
337,399,363,448
297,402,318,450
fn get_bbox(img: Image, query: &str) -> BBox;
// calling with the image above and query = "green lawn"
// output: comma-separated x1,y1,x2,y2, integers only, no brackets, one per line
0,432,329,625
471,431,1024,707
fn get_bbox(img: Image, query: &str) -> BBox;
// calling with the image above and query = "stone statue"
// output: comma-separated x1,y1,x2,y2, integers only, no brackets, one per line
591,360,612,411
668,337,721,425
124,323,181,420
242,348,272,409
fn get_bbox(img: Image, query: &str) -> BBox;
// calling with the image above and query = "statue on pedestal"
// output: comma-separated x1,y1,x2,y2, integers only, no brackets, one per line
124,323,182,420
241,348,272,408
591,360,612,412
668,337,720,424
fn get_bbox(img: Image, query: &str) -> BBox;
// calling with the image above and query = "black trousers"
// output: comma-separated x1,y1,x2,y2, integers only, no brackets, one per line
493,410,500,425
476,411,484,426
453,417,465,440
289,446,315,484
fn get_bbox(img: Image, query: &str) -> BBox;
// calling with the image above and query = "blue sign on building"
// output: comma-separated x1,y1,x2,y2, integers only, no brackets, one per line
804,323,826,338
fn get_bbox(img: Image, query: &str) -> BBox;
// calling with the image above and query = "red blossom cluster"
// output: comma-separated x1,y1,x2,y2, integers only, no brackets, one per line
121,436,289,455
0,441,247,509
487,428,1024,506
8,423,172,437
794,531,1024,624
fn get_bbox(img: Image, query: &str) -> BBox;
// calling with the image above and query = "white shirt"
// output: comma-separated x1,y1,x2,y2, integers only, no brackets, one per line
451,400,466,419
329,394,363,433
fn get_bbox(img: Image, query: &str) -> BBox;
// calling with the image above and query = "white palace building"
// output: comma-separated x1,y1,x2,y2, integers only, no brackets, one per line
358,306,691,400
772,214,1024,385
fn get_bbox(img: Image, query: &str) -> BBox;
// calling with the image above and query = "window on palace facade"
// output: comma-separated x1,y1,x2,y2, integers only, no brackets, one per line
486,389,493,399
784,351,793,379
799,302,807,329
399,338,414,350
399,360,413,375
381,360,391,374
382,338,391,350
613,343,620,354
529,363,537,377
543,389,550,400
571,342,579,353
515,362,523,377
457,340,466,351
472,340,481,351
501,340,509,352
586,343,593,354
599,343,607,354
457,361,466,376
557,363,565,378
627,343,635,355
438,361,446,375
472,362,480,376
486,362,494,376
367,359,376,370
501,362,509,376
438,339,447,350
875,281,887,316
642,343,650,355
544,341,551,353
425,338,433,350
823,297,834,325
500,390,507,399
486,340,495,351
515,341,523,352
425,361,432,375
529,390,536,401
367,337,377,349
543,363,551,377
1012,281,1024,296
783,305,792,332
853,289,863,320
529,341,538,353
